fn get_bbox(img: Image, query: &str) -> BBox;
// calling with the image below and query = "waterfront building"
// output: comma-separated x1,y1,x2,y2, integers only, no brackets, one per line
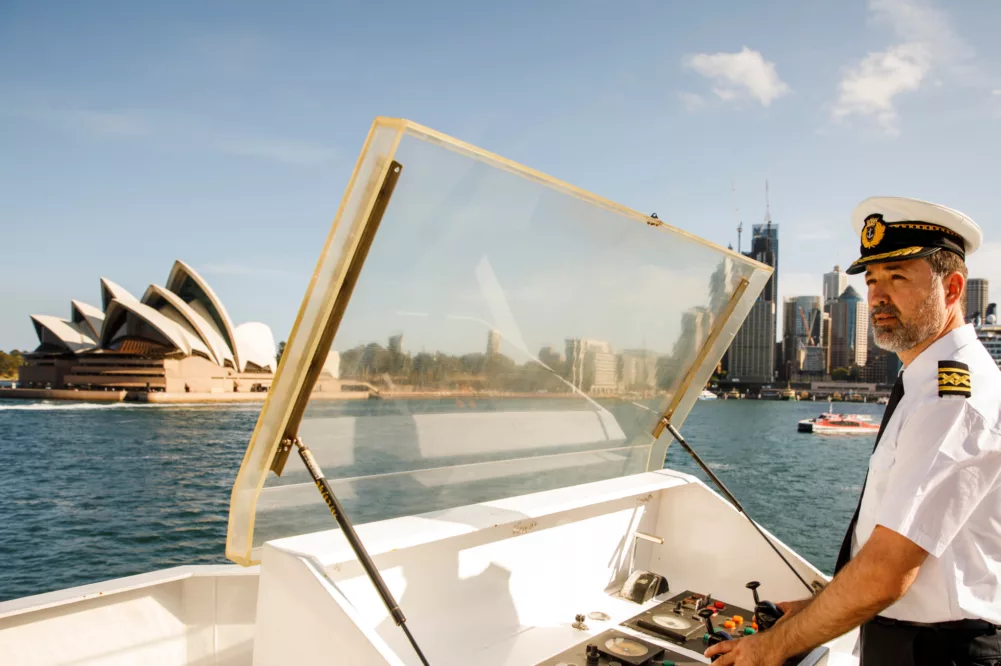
565,338,617,394
620,349,658,390
966,278,989,322
729,221,778,383
802,346,827,374
20,260,278,395
823,265,848,310
388,334,404,355
782,295,822,376
729,299,775,382
829,285,868,370
537,345,564,369
487,330,501,357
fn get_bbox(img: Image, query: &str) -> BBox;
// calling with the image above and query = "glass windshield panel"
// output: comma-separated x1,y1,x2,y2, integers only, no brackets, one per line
226,119,770,564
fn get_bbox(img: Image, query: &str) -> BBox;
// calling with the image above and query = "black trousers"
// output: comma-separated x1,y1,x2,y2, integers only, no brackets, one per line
861,616,1001,666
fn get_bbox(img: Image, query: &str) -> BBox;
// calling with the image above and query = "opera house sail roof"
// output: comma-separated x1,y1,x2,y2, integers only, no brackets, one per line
25,260,278,387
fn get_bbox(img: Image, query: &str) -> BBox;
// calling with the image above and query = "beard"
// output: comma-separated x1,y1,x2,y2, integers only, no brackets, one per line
871,282,947,353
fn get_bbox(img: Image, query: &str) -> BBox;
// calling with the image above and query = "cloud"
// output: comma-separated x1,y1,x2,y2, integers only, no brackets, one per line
4,104,152,138
683,47,790,107
832,0,974,135
678,91,705,113
832,44,928,135
216,137,335,166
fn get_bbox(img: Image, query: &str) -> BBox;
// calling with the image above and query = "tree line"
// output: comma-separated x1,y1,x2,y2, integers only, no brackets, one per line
0,350,24,378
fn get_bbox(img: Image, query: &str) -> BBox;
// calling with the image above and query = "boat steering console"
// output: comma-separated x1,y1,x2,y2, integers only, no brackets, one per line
536,579,828,666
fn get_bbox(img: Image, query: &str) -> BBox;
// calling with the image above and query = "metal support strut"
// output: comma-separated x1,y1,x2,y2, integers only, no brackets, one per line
661,420,818,596
294,437,431,665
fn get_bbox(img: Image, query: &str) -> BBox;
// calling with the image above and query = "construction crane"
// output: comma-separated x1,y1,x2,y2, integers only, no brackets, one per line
798,306,816,346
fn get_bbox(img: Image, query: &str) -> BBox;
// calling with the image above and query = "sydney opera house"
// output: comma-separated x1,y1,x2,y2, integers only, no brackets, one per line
19,260,278,397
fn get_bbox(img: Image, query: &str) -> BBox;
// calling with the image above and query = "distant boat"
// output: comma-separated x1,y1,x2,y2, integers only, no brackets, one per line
698,389,718,400
876,396,889,405
798,401,878,434
780,387,797,401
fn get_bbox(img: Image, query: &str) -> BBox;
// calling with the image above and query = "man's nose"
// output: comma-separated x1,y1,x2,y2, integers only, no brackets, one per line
868,282,889,306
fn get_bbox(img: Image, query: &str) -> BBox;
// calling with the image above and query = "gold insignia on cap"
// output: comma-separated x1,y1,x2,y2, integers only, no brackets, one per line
861,214,886,249
938,361,971,398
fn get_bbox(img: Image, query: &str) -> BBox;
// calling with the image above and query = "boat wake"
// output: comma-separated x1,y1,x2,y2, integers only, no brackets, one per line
0,401,238,412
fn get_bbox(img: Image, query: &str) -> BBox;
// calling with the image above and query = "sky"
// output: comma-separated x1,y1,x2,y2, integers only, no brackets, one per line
2,0,1001,352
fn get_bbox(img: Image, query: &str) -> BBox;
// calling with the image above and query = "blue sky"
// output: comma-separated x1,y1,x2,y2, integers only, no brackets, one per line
3,0,1001,352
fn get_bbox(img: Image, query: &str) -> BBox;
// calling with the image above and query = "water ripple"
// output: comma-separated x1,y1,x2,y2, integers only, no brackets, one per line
0,397,880,601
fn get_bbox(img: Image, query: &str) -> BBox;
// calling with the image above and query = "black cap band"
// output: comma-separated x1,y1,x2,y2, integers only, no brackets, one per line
846,214,966,274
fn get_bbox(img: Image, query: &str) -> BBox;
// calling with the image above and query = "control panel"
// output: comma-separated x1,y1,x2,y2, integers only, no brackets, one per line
532,579,829,666
622,590,758,654
535,628,700,666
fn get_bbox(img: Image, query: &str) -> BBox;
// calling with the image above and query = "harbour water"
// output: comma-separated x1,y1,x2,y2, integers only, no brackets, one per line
0,398,883,603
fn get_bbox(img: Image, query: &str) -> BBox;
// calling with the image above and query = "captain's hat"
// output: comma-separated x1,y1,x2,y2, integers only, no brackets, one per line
847,196,982,275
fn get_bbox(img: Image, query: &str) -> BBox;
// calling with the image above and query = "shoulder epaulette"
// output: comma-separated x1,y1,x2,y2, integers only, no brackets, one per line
938,360,971,398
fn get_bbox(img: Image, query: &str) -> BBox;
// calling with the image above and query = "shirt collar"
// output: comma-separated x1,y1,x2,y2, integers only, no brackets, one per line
902,323,977,393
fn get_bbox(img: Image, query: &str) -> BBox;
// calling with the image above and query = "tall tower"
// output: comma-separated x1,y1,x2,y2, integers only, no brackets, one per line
830,286,868,369
728,181,779,383
823,266,848,309
487,330,501,357
966,278,989,322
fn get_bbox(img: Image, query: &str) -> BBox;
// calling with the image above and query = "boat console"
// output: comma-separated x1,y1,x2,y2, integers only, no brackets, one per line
221,118,855,665
540,586,830,666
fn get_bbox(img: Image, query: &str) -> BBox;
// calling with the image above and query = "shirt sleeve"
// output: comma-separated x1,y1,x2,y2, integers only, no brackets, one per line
875,398,1001,557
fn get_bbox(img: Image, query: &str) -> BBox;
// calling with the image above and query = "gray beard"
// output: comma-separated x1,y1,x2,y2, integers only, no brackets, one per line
872,282,947,354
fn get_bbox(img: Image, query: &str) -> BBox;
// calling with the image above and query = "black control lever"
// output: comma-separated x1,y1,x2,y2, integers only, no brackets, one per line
699,608,733,662
585,643,600,666
746,581,784,631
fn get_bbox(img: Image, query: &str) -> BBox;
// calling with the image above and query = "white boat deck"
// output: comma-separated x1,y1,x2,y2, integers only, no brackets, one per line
0,469,859,665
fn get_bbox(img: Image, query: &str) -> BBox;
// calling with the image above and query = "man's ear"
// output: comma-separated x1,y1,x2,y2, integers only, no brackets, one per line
944,271,966,309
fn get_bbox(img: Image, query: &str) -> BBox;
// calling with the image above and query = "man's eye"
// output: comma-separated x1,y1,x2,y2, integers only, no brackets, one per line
891,274,905,280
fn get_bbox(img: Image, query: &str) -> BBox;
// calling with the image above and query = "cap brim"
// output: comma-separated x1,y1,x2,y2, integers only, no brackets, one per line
845,246,939,275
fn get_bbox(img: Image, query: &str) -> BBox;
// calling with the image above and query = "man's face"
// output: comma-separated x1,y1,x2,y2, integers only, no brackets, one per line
865,258,947,353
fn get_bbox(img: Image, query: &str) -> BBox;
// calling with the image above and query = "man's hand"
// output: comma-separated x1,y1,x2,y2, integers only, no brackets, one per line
774,598,811,625
704,633,786,666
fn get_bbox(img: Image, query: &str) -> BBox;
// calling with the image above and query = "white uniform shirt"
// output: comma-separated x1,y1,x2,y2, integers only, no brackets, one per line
851,324,1001,623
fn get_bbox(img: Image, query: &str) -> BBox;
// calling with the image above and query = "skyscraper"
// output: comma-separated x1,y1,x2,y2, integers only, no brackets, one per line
823,266,848,309
966,278,989,322
565,339,617,394
782,295,822,375
729,221,779,382
487,330,501,357
830,286,869,370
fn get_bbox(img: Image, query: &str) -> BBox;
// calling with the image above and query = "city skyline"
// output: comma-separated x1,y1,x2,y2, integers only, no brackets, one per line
4,1,1001,353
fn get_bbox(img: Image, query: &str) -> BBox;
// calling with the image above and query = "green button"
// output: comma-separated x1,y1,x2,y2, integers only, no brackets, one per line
662,661,676,666
744,627,755,635
703,633,710,643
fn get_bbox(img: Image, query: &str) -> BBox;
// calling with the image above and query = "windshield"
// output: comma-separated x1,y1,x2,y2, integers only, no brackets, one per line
225,118,771,565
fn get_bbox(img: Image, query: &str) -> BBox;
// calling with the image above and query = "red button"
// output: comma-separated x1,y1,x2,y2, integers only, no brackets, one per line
714,601,725,610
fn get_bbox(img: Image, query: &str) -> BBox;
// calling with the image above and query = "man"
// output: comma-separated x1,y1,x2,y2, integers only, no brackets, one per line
706,197,1001,665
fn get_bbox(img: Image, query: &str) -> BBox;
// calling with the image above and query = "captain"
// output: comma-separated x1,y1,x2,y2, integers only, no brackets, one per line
706,197,1001,665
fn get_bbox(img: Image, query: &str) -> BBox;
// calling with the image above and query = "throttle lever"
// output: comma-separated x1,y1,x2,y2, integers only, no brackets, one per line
746,581,785,631
699,608,733,662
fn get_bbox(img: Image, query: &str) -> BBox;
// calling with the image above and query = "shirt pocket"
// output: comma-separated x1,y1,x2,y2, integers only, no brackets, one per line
865,445,896,498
